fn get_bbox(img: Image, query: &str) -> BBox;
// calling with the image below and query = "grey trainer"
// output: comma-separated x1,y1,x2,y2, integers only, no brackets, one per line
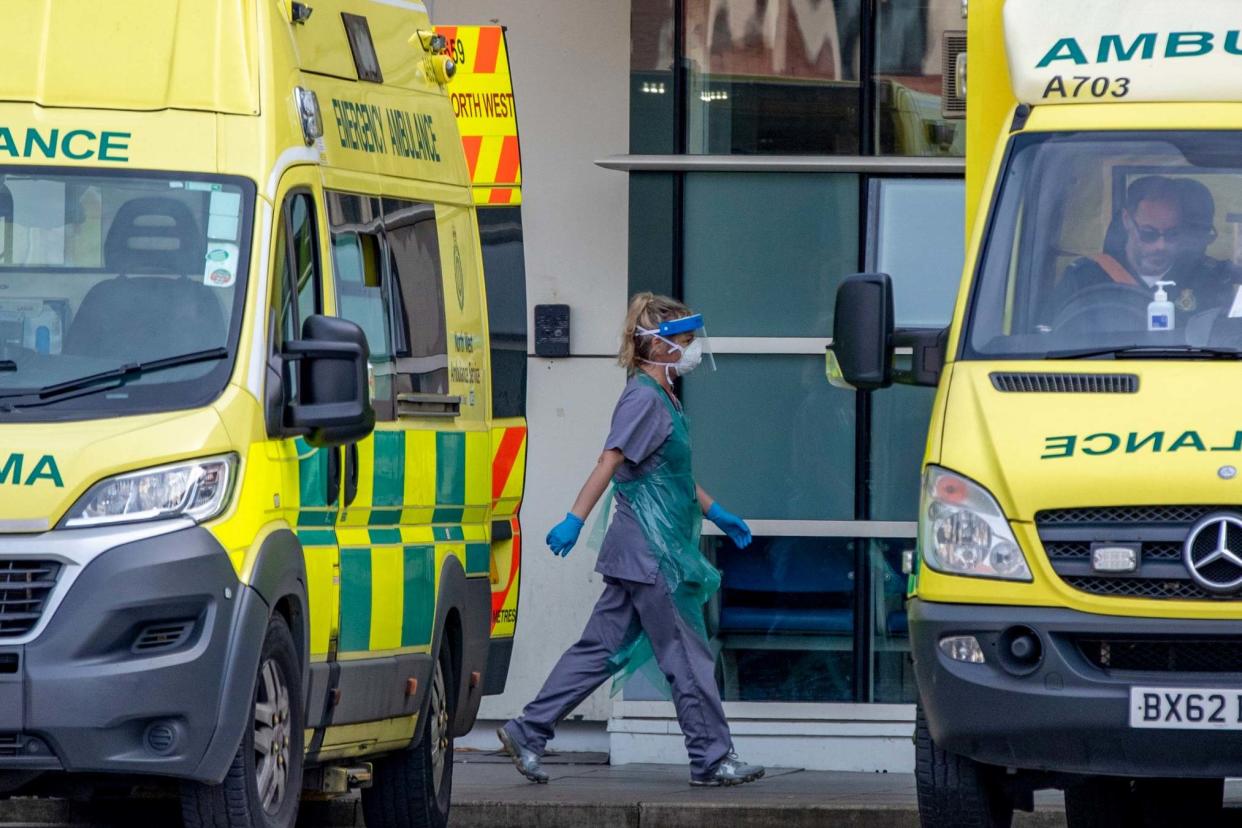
689,753,765,787
497,724,549,784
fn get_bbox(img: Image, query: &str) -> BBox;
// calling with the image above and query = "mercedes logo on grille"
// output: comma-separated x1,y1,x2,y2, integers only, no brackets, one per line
1184,513,1242,594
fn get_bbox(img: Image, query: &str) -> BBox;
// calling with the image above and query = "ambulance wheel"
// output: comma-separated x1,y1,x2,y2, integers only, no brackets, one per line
915,704,1013,828
181,613,304,828
361,643,455,828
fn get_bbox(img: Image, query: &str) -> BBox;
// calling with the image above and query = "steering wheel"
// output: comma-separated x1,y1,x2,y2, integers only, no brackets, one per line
1051,283,1150,337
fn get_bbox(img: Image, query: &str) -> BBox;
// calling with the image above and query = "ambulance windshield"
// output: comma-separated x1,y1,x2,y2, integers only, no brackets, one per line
965,132,1242,360
0,169,253,418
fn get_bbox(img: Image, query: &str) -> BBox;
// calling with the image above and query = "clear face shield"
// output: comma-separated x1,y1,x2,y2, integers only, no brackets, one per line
638,313,715,377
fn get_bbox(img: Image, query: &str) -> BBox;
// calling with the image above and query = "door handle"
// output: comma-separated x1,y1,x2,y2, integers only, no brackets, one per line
326,447,341,507
344,443,360,508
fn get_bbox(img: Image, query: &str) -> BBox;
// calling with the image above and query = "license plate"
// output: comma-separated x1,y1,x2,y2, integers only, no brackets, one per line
1130,686,1242,730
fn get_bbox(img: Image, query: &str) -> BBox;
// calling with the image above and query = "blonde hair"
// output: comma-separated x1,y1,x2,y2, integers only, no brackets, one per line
618,292,692,374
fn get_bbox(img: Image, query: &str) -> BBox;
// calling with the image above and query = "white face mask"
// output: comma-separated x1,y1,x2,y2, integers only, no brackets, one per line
673,339,703,376
637,331,702,380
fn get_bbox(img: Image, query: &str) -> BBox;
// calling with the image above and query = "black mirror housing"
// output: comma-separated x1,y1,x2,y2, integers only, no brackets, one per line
832,273,895,391
285,314,376,447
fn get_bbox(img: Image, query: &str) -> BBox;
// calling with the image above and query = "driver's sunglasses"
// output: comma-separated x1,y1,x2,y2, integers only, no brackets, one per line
1135,224,1183,244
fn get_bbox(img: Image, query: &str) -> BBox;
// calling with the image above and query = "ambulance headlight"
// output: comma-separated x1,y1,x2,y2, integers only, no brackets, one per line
62,455,238,528
920,466,1032,581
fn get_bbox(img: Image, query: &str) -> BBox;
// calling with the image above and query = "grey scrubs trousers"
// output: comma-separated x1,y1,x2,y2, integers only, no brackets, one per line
506,576,732,775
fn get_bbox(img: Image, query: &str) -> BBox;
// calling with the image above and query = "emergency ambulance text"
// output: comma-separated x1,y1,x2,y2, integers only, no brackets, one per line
331,98,441,163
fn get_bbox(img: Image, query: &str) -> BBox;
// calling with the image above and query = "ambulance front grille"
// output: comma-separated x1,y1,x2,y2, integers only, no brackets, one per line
990,372,1138,393
1037,507,1242,601
1077,637,1242,673
1061,575,1222,602
0,560,61,637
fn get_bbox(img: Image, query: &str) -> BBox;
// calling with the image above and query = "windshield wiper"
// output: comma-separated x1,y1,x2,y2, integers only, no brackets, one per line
0,347,228,409
1047,344,1242,360
0,361,14,372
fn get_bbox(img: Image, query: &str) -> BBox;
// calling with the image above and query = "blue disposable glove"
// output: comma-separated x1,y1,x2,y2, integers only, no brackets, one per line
547,512,585,557
707,503,752,549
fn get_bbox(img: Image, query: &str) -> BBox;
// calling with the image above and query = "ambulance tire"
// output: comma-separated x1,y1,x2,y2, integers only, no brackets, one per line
181,613,304,828
915,705,1013,828
361,643,455,828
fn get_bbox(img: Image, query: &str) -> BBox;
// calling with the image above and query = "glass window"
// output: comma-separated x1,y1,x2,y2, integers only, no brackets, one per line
870,537,916,703
874,0,965,156
631,0,676,155
478,207,527,418
684,0,861,154
0,169,253,421
710,535,856,702
682,354,855,520
383,198,449,397
966,132,1242,360
870,178,964,326
274,191,323,403
276,193,321,344
683,172,859,337
327,192,394,418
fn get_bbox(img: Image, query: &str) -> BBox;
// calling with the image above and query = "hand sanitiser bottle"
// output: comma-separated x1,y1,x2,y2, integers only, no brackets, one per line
1148,280,1176,332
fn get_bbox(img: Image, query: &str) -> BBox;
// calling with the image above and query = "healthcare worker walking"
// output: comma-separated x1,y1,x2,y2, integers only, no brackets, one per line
497,293,765,787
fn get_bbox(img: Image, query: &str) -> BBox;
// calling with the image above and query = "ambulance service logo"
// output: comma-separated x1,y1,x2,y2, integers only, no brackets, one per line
452,228,465,311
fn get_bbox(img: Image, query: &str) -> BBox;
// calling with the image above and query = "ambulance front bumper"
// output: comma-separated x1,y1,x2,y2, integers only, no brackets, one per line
912,598,1242,778
0,521,266,783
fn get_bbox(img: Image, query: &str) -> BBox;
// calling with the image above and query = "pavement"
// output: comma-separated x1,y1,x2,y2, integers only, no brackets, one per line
0,750,1073,827
14,749,1242,826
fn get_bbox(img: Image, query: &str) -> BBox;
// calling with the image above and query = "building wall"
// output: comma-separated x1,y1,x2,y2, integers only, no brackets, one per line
433,0,633,729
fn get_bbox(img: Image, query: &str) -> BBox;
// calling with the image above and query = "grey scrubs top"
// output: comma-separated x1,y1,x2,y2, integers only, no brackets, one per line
595,375,680,585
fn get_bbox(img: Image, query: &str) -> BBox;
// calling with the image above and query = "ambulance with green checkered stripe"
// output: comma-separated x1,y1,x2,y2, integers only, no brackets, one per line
0,2,526,827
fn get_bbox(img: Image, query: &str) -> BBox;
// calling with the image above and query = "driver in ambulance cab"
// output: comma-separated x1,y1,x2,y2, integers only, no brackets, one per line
1050,175,1237,323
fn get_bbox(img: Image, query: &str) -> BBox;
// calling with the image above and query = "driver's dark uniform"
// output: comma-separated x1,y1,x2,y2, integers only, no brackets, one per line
1050,247,1237,324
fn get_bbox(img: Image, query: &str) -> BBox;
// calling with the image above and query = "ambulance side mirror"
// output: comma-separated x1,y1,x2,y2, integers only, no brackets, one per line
284,315,376,447
829,273,894,391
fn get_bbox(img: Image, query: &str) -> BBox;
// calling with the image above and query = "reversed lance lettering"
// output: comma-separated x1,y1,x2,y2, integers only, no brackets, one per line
1227,31,1242,56
1098,33,1157,63
1168,430,1206,452
1211,431,1242,452
1082,433,1121,456
1127,431,1164,453
1042,435,1076,459
1037,37,1089,68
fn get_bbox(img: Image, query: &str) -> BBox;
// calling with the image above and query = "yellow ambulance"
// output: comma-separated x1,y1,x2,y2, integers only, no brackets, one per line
831,0,1242,824
0,3,525,827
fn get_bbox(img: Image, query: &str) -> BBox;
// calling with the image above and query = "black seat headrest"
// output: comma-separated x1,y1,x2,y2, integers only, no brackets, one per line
104,197,205,276
64,277,227,361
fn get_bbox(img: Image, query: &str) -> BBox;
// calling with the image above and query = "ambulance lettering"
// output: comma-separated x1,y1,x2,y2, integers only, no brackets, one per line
331,98,441,162
0,127,131,163
0,452,64,487
1036,30,1242,68
1042,430,1242,459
